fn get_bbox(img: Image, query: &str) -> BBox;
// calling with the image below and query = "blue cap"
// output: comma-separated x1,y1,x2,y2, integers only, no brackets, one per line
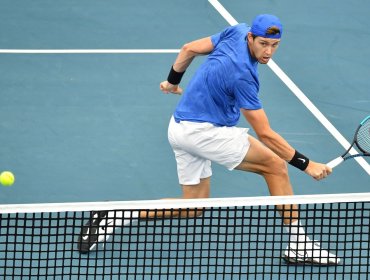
250,14,283,39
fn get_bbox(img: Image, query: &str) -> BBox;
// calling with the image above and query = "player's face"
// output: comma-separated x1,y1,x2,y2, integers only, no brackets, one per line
247,33,280,64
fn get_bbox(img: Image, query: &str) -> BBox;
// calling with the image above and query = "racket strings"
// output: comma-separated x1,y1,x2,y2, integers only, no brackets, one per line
357,119,370,153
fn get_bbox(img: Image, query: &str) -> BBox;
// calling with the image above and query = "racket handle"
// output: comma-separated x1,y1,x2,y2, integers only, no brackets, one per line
326,157,344,169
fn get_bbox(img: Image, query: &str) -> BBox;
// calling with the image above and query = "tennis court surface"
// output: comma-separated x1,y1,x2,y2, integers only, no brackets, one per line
0,0,369,279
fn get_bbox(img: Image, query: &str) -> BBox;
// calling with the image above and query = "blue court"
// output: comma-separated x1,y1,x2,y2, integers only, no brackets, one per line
0,0,369,204
0,1,370,279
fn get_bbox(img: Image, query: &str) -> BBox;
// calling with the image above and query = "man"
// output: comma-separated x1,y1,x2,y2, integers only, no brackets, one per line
160,14,339,265
78,14,339,265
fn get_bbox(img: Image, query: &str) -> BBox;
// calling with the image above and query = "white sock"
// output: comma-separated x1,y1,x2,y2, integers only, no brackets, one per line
285,220,310,243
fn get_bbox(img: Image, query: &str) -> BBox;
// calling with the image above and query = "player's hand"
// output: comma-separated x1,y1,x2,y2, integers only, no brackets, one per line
160,81,183,95
304,161,332,181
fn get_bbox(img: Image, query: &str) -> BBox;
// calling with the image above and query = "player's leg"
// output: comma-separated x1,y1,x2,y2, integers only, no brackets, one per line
141,131,213,219
78,118,210,253
234,136,297,224
235,135,339,265
182,177,210,199
77,151,210,253
140,176,211,219
179,177,211,217
98,168,212,245
145,117,213,219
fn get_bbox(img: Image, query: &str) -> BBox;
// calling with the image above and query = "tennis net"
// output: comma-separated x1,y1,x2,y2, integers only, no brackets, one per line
0,193,369,279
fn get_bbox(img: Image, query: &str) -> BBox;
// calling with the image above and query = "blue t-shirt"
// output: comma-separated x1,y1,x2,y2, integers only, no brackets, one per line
173,23,261,127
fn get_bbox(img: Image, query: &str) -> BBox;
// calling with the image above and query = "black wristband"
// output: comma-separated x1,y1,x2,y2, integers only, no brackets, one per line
288,150,310,171
167,66,185,85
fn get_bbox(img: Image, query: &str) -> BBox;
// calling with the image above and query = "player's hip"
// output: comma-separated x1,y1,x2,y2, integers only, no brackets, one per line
168,116,250,169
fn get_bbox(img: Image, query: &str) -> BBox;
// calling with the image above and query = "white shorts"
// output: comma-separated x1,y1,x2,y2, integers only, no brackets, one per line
168,116,250,185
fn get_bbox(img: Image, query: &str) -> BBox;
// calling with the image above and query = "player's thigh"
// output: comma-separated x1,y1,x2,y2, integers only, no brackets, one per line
235,136,284,174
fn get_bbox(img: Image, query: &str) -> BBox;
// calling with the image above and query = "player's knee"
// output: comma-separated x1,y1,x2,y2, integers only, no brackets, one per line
267,155,289,177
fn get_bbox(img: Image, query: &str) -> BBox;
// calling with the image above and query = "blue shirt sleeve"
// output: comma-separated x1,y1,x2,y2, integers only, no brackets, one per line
211,32,222,47
210,25,234,47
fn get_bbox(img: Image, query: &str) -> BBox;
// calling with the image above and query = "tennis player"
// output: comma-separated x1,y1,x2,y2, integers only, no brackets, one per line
78,14,339,265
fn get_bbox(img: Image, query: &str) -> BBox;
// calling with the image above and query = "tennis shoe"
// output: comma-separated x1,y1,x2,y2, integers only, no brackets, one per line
283,241,340,265
77,211,116,254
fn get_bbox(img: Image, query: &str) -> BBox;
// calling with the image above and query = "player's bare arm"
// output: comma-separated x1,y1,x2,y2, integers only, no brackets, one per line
160,37,214,95
172,37,214,72
242,108,331,180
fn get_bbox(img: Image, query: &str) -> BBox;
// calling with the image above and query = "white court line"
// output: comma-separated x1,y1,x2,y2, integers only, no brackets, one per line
0,49,180,54
208,0,370,175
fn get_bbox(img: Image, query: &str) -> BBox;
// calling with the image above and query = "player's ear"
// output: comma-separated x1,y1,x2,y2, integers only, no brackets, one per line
246,32,254,44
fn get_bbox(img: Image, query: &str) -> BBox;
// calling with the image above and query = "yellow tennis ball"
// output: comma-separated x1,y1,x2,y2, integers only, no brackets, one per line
0,171,15,187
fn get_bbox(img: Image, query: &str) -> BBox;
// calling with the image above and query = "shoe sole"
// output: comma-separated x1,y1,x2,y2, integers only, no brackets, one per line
282,256,340,266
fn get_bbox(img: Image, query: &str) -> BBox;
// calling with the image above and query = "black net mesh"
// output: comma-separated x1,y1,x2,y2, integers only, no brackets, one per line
1,196,369,279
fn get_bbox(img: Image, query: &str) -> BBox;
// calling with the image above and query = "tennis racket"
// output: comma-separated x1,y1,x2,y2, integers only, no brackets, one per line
327,115,370,168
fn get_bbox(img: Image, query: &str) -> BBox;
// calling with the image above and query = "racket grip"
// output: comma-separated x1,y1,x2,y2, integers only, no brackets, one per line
326,157,344,169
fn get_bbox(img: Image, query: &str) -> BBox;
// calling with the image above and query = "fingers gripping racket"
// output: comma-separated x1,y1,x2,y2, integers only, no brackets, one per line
327,115,370,168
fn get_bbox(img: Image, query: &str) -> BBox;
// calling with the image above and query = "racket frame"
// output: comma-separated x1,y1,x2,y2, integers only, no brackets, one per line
327,115,370,169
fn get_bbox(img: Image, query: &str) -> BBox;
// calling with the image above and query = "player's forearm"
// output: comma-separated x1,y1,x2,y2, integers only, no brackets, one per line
258,129,295,162
242,108,295,161
173,46,196,72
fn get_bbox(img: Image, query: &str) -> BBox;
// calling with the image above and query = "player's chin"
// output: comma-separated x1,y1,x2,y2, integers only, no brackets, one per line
258,57,270,64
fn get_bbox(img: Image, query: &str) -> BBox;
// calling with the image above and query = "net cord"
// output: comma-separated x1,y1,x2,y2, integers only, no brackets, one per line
1,192,370,214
